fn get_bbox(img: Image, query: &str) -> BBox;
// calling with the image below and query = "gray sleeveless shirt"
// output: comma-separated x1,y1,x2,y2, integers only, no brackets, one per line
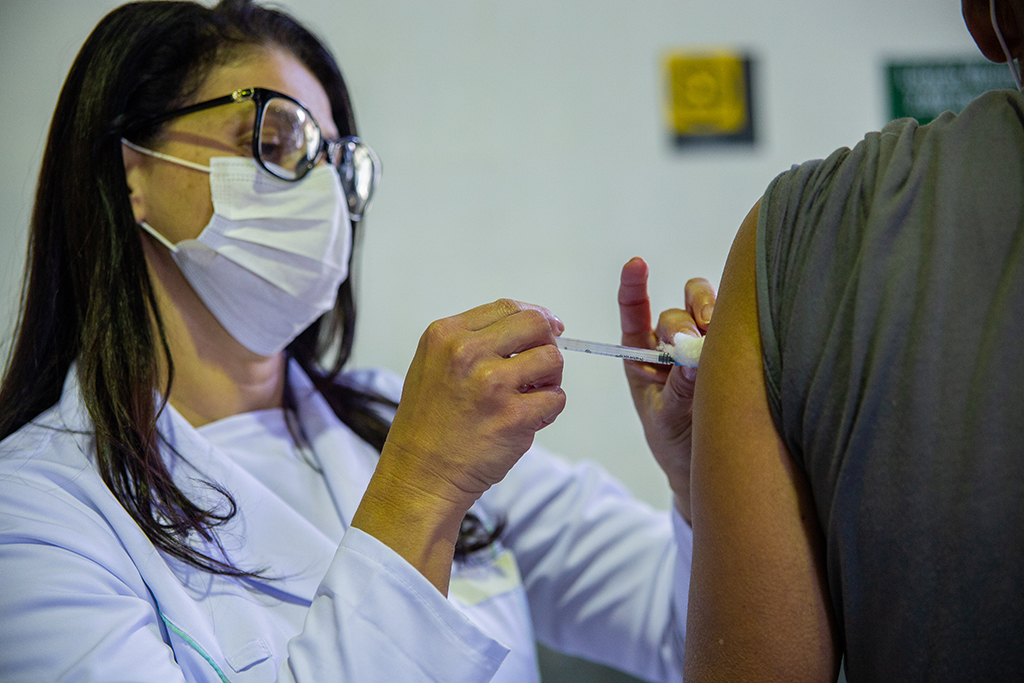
757,90,1024,681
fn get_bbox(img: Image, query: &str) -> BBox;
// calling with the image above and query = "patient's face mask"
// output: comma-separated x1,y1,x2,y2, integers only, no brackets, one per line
992,0,1023,91
126,141,350,356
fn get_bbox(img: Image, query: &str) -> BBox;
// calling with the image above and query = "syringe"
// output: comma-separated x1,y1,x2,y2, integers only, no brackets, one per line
556,333,703,367
556,337,677,366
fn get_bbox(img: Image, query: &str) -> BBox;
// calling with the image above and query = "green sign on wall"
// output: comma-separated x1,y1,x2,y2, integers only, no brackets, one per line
889,60,1016,124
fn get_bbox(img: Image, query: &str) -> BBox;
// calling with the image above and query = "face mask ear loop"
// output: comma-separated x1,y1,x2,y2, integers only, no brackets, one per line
120,138,213,174
139,221,180,253
991,0,1024,91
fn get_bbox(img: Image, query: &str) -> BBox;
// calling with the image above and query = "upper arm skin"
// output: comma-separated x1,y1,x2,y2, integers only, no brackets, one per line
683,201,840,682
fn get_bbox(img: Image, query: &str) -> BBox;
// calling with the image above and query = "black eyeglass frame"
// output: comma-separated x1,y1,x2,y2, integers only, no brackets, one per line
131,87,381,220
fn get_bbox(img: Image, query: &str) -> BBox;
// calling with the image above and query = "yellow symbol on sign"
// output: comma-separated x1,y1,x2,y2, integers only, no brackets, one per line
664,52,749,137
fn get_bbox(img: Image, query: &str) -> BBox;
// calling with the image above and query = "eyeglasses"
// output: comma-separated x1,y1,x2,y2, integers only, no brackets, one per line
135,87,381,221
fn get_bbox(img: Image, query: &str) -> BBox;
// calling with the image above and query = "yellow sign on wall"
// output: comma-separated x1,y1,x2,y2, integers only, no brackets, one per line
664,51,754,145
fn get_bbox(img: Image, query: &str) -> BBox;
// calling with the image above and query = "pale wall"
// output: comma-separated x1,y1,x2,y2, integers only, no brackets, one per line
0,0,978,507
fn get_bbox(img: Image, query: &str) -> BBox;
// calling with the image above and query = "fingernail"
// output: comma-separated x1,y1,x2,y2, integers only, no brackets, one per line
701,305,714,325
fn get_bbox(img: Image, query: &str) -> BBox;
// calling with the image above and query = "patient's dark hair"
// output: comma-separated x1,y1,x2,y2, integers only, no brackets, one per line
0,0,506,577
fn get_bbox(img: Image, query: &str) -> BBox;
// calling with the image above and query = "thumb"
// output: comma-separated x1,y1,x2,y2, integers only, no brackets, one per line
663,363,697,415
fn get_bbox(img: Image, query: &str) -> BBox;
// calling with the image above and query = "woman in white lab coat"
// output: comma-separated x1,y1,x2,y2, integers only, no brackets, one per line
0,1,712,681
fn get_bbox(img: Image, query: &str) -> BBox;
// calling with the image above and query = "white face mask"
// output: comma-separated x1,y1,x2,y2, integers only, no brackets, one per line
125,141,351,356
992,0,1023,91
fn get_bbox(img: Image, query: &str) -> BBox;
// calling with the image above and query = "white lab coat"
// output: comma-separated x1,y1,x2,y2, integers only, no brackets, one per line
0,361,691,682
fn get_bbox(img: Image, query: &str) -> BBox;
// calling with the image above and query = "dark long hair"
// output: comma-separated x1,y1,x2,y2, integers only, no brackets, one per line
0,0,499,574
0,0,397,576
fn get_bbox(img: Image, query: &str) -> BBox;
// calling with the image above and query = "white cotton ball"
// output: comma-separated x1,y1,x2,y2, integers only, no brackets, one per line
657,333,703,368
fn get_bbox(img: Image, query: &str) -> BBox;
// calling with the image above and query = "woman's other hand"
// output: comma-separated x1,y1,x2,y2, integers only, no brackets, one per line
618,256,716,524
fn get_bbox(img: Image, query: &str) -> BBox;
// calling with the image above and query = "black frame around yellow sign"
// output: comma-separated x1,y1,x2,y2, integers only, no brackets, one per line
664,51,755,147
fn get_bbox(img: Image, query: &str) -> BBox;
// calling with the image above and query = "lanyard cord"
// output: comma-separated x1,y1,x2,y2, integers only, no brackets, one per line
992,0,1024,91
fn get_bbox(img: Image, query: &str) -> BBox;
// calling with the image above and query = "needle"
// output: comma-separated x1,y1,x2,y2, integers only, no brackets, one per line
556,337,677,365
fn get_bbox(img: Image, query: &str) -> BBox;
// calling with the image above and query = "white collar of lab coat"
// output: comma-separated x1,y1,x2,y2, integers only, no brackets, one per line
56,360,381,603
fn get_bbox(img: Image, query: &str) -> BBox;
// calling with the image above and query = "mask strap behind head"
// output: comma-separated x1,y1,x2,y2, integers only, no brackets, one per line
991,0,1024,91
